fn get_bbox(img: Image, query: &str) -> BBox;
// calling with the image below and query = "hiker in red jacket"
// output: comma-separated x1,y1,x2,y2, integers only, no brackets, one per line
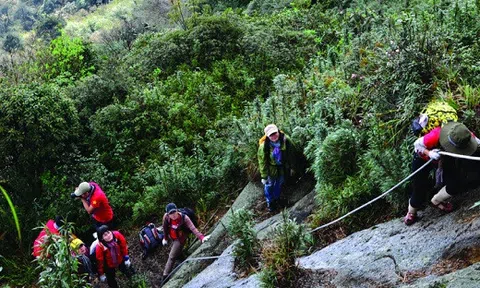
160,203,210,284
32,216,64,258
405,122,480,225
95,225,134,288
73,181,114,229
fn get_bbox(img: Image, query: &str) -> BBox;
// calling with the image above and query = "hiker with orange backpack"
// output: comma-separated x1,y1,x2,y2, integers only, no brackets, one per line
258,124,298,212
160,203,210,284
404,121,480,225
95,225,135,288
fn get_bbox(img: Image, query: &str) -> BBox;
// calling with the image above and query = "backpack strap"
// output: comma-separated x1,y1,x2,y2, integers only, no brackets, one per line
180,212,185,226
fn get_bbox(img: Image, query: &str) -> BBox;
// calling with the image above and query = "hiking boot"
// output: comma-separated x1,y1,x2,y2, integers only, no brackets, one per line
431,201,453,213
404,212,417,225
267,202,274,212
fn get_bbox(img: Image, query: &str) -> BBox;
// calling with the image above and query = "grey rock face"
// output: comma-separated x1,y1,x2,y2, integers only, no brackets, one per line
298,188,480,287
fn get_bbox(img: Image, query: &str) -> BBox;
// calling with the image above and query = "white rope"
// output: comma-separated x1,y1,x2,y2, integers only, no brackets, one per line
309,158,434,233
439,151,480,161
310,150,480,233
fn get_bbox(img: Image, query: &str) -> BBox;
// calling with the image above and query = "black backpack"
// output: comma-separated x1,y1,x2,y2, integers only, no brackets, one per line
139,223,163,259
164,207,198,234
178,207,198,231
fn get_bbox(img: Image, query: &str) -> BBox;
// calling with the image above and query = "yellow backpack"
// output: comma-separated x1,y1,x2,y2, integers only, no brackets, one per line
412,101,458,135
421,101,458,134
258,135,267,145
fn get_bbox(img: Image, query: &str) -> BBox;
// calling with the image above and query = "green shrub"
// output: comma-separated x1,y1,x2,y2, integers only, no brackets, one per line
259,211,312,288
312,128,358,187
35,222,89,288
226,208,260,275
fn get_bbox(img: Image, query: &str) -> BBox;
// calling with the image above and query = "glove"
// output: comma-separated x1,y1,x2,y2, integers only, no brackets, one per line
201,235,211,244
162,238,168,246
99,274,107,282
124,259,131,267
124,255,131,267
261,179,268,185
428,149,441,160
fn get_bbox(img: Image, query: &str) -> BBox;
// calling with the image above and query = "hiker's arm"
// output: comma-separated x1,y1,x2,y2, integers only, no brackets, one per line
257,144,268,179
184,215,204,241
95,245,104,275
115,232,128,257
162,214,170,240
414,136,428,155
81,198,95,214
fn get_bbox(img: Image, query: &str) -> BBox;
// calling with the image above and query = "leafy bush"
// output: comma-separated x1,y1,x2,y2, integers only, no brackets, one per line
260,210,312,288
34,223,89,288
226,208,260,275
312,127,358,187
0,83,79,206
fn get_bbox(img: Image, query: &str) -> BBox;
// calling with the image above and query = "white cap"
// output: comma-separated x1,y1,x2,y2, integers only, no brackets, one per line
264,124,279,137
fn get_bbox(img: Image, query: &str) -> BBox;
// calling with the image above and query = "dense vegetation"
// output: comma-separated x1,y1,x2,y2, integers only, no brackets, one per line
1,0,480,286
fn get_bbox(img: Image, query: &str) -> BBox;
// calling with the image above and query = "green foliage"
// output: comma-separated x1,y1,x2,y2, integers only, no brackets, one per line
312,128,358,187
127,13,245,80
35,223,90,288
34,34,96,85
260,210,312,288
226,209,260,274
3,0,480,284
0,186,21,242
0,83,79,204
0,255,37,285
3,35,22,53
35,15,65,41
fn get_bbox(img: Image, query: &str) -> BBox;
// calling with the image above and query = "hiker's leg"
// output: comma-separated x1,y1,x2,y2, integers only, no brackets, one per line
119,261,135,278
409,153,434,209
104,266,118,288
441,157,466,197
272,175,284,201
263,179,274,207
163,240,183,276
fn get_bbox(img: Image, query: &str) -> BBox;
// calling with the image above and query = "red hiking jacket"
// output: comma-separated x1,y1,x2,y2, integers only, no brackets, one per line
95,231,128,275
32,219,60,258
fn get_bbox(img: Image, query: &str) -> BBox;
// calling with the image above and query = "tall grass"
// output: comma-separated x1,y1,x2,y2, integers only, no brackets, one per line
0,185,21,242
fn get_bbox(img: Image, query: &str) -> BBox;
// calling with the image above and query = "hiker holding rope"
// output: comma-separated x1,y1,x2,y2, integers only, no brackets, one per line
160,203,210,284
405,121,480,225
258,124,298,212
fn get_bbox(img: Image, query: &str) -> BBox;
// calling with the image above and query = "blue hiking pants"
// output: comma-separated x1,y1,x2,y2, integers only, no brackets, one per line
264,175,284,204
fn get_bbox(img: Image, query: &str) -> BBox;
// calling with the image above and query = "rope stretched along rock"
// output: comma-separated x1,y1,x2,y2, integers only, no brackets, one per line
160,151,480,286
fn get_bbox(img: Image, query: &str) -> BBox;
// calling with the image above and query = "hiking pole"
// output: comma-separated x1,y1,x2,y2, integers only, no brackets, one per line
310,158,434,233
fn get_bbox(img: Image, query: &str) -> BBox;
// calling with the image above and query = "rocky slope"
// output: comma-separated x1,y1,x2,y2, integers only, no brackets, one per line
179,185,480,288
